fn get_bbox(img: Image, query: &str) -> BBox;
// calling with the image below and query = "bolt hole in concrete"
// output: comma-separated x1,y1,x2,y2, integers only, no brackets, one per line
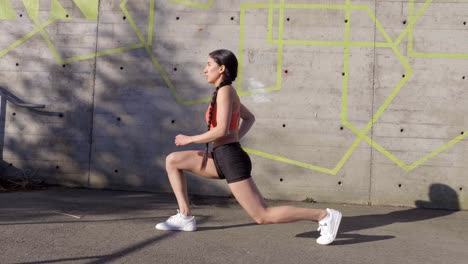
461,131,464,135
176,16,180,20
62,64,66,68
342,72,345,76
464,21,466,25
56,166,60,169
171,120,175,124
340,126,344,130
123,16,126,20
460,187,463,191
16,63,19,66
9,163,13,167
402,74,406,78
59,113,64,118
401,128,404,132
403,20,406,24
398,184,402,188
120,66,124,70
284,69,288,74
66,14,69,18
174,67,177,71
463,76,466,79
280,178,283,182
12,112,16,116
338,181,342,185
231,17,234,21
282,124,286,127
345,19,348,23
19,14,22,17
286,17,290,21
114,169,119,173
117,117,121,122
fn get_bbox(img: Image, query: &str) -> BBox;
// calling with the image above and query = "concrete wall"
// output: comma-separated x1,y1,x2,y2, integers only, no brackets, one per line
0,0,467,210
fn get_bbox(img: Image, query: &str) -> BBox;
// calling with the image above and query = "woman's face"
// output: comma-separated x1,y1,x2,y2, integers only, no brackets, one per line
204,56,224,85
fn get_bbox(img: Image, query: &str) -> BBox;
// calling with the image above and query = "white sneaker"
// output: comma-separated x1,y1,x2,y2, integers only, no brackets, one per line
155,210,197,231
316,208,342,245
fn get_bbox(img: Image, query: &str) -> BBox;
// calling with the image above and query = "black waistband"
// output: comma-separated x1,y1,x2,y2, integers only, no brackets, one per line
213,141,241,150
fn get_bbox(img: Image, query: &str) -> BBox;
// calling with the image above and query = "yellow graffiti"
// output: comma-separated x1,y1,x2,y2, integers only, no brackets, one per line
22,0,39,22
170,0,215,9
51,0,71,20
72,0,98,20
238,0,467,174
1,0,467,174
0,0,15,19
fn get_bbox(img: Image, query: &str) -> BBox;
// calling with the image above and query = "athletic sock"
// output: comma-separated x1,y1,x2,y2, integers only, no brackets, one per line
180,213,192,219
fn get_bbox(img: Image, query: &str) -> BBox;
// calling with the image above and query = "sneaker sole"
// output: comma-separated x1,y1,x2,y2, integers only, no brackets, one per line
155,225,197,232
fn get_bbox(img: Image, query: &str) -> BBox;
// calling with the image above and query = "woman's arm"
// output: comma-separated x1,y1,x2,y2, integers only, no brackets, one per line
178,86,234,145
238,103,255,139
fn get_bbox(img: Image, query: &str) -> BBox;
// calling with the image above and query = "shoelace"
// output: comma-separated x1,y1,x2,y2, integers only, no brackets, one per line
317,223,329,236
167,210,183,224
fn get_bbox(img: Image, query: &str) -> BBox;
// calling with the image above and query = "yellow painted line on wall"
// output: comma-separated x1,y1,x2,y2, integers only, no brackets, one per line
22,0,66,65
72,0,98,20
0,19,54,58
406,0,468,59
410,52,468,59
243,147,336,175
394,0,432,47
406,134,466,171
147,0,155,46
120,0,206,105
63,43,145,63
37,22,64,64
0,0,16,19
363,6,395,47
1,0,465,173
170,0,215,9
22,0,39,22
120,0,146,43
51,0,71,20
267,0,273,43
344,121,408,169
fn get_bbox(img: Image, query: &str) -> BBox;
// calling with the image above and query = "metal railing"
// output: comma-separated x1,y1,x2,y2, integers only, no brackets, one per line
0,86,45,109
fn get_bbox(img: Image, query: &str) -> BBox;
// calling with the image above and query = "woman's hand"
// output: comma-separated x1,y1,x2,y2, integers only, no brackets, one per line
175,134,193,146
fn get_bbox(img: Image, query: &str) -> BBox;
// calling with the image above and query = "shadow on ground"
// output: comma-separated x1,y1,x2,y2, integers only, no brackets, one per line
296,183,460,245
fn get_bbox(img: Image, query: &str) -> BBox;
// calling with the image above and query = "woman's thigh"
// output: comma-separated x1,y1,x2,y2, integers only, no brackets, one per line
168,150,220,180
228,178,267,217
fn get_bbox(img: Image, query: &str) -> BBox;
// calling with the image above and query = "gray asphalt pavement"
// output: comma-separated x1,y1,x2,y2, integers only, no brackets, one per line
1,187,467,264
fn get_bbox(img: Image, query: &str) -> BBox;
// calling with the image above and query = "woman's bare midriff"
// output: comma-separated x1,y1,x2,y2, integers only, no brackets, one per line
213,130,239,148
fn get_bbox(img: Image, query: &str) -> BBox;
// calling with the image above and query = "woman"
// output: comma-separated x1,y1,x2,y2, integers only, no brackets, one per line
156,49,342,245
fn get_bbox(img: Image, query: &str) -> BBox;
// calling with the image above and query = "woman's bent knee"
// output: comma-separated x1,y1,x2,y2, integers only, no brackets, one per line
166,152,180,168
252,210,273,225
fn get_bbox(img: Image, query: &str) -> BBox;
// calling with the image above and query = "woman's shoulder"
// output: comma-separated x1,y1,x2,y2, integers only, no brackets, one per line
218,84,236,95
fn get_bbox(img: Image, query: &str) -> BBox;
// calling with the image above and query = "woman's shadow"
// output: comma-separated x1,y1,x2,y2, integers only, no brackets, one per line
296,183,460,245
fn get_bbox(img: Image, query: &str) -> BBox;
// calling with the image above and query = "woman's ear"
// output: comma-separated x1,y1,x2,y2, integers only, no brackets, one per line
218,65,225,74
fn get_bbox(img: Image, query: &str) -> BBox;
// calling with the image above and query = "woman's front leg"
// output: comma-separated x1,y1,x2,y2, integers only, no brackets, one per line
165,150,220,216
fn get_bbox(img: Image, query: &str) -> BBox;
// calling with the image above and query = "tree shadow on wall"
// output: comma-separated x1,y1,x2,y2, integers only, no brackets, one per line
296,183,460,245
0,1,229,197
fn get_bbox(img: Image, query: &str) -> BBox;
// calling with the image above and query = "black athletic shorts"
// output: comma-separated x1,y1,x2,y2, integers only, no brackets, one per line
212,142,252,184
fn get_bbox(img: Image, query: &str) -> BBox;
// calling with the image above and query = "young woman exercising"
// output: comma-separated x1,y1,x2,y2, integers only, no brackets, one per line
156,49,342,245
